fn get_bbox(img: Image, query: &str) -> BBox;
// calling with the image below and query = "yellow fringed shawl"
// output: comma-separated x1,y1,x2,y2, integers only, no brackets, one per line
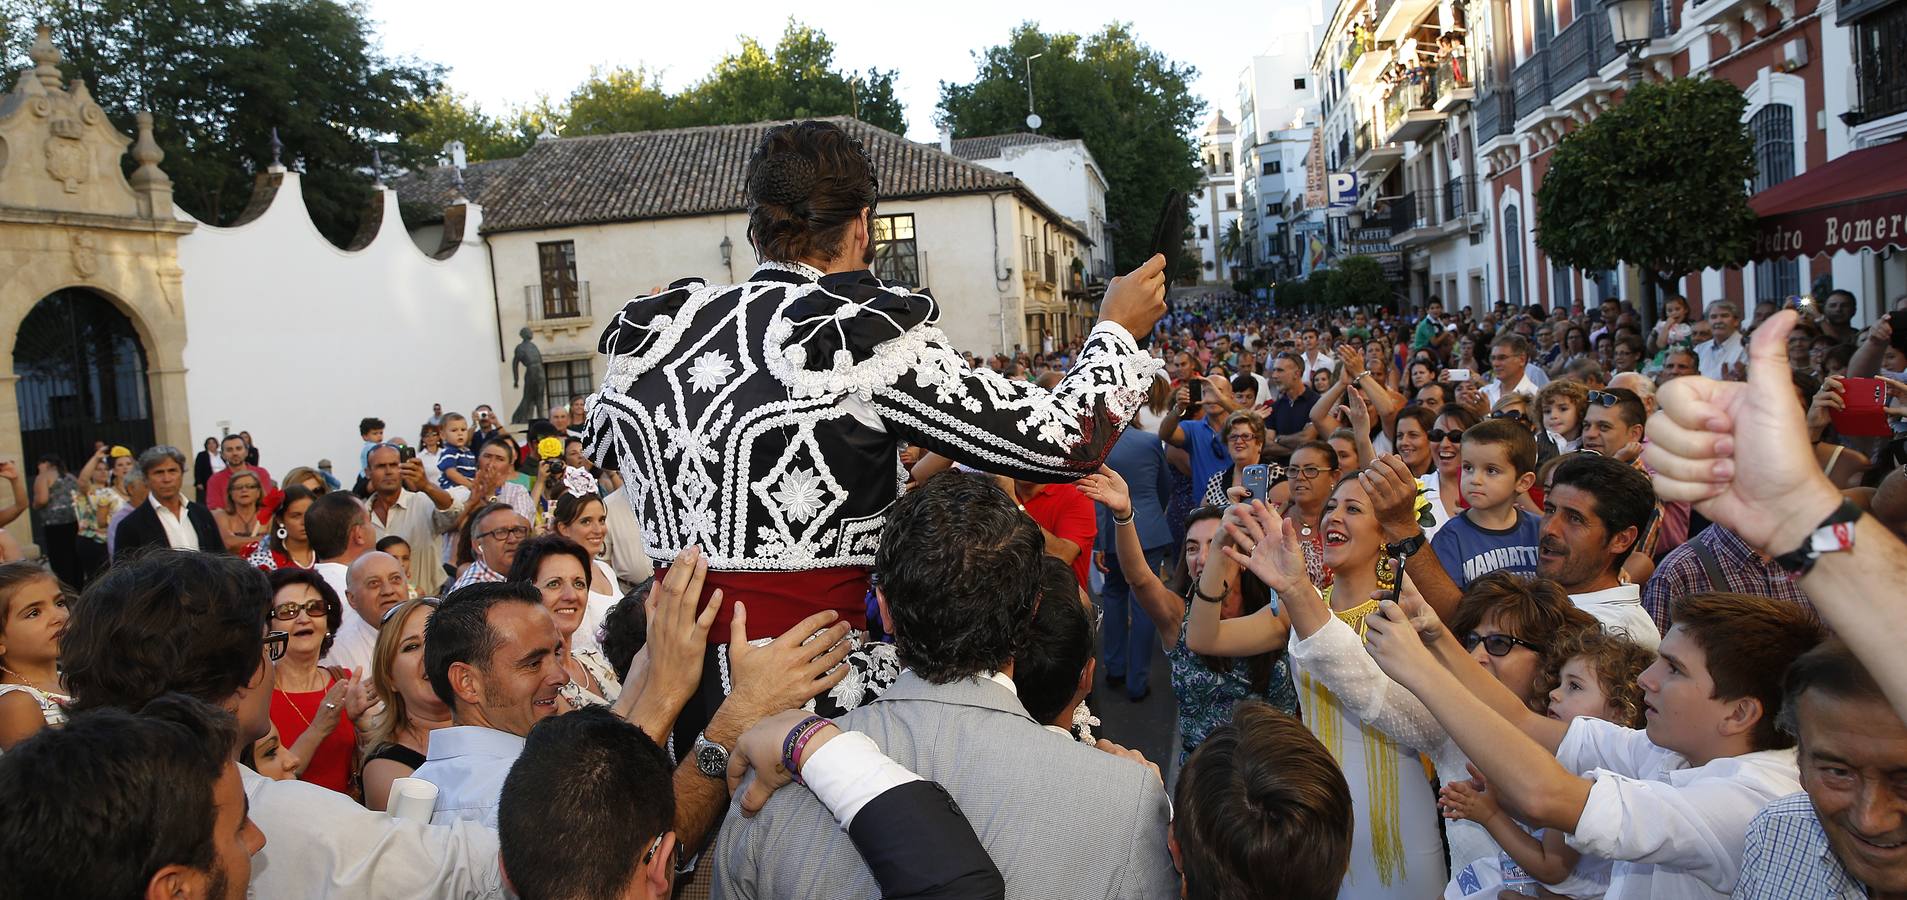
1299,591,1407,887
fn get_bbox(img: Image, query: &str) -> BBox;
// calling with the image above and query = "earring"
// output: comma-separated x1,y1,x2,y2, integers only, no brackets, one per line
1375,555,1397,590
276,524,288,541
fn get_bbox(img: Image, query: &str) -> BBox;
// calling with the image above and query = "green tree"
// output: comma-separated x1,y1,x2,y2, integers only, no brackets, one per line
560,21,907,137
938,23,1205,275
401,90,545,165
565,64,680,135
1536,77,1757,319
1323,255,1392,309
2,0,443,246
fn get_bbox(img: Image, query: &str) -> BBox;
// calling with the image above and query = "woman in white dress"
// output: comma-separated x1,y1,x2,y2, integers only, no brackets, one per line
507,534,622,708
1188,475,1446,900
547,475,621,654
0,563,72,751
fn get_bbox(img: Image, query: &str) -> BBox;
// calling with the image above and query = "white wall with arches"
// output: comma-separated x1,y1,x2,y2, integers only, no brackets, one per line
174,172,503,482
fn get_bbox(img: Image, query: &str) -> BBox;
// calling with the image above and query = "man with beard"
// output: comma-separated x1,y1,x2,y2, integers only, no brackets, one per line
1365,452,1659,645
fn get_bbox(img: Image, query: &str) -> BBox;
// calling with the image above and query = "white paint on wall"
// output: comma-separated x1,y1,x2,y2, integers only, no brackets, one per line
175,172,503,480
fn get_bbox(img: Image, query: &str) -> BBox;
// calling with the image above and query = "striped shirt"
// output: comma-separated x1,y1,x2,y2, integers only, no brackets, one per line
1734,792,1870,899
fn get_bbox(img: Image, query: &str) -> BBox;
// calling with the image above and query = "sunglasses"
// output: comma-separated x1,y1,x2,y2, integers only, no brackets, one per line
263,630,289,661
1488,409,1530,424
1586,390,1621,407
381,596,441,625
1461,632,1543,657
1428,427,1466,443
271,599,327,621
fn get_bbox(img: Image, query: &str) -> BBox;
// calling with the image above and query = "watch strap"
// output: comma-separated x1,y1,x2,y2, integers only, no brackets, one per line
1772,499,1861,579
1385,533,1427,559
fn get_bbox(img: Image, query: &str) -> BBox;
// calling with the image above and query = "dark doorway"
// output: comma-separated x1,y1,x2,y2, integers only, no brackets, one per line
13,288,156,474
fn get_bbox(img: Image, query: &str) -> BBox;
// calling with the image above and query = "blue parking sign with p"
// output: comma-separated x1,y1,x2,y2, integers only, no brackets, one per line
1328,173,1359,208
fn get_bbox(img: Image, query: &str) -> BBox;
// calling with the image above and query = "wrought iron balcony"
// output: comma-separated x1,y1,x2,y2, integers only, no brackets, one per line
1512,50,1553,121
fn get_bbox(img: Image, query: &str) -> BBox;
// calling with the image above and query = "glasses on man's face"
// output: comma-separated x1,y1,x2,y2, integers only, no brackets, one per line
479,525,530,543
1586,390,1620,407
1460,632,1543,657
271,599,327,622
1428,427,1466,443
263,630,289,661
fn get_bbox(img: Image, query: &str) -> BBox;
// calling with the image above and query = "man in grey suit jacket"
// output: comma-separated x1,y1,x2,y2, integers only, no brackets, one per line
1093,426,1175,701
714,472,1177,900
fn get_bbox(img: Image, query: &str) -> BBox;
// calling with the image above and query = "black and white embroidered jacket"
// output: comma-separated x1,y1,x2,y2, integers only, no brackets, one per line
584,262,1162,572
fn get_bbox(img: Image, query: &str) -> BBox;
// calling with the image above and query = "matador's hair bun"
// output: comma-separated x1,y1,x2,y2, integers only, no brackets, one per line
744,121,879,265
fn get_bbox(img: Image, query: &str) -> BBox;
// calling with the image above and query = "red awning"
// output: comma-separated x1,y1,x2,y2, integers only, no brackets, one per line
1749,139,1907,260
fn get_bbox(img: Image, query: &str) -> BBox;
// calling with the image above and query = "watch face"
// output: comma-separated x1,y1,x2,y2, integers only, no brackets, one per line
695,741,728,776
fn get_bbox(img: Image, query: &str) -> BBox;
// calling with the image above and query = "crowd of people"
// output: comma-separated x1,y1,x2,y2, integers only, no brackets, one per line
3,118,1907,900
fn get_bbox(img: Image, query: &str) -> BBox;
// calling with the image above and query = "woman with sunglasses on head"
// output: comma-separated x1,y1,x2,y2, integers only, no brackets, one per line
266,567,374,796
359,597,450,811
1420,406,1482,537
1187,476,1446,900
547,480,622,653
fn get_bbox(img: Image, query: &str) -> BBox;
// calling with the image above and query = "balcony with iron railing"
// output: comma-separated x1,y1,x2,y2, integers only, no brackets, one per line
1443,174,1480,221
1434,54,1476,110
524,281,594,335
1475,86,1514,143
1845,3,1907,125
1512,49,1553,122
1353,117,1405,175
1381,67,1447,145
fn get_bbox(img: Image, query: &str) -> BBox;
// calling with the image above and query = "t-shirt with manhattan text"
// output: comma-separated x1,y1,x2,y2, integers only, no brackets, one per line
1432,507,1542,589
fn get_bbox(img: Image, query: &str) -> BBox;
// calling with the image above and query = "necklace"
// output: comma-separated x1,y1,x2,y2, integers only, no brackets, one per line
285,544,314,568
275,669,334,729
0,664,62,696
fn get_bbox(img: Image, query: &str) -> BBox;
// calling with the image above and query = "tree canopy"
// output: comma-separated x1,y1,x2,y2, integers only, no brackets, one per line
1535,77,1757,313
1324,255,1392,309
2,0,443,246
937,22,1205,277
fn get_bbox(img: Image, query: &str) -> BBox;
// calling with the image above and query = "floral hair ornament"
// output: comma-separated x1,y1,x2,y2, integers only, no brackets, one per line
562,466,597,499
257,488,286,526
536,436,565,460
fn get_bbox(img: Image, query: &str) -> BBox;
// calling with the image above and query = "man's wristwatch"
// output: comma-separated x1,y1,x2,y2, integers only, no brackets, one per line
691,733,729,779
1772,499,1861,579
1384,532,1428,560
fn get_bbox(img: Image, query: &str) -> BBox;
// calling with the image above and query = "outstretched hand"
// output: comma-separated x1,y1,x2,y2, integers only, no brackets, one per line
1101,254,1170,339
1364,599,1441,688
1645,309,1841,554
1219,500,1309,596
1076,466,1133,520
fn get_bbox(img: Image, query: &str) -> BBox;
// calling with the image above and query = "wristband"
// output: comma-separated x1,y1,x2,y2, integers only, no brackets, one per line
783,716,834,786
1193,581,1230,604
1773,499,1861,579
780,715,827,784
1113,511,1135,527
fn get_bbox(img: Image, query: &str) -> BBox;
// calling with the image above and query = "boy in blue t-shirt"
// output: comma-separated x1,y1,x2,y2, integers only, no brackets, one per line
435,411,477,489
1431,418,1541,588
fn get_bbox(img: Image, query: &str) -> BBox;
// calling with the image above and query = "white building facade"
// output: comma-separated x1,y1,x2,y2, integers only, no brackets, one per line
948,132,1114,285
1234,37,1327,284
1192,112,1241,283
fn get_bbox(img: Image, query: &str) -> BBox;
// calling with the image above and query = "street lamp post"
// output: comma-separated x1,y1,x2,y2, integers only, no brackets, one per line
1603,0,1654,81
1024,53,1044,131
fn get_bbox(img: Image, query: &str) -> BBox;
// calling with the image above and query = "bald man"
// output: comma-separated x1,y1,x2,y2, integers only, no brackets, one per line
322,550,411,674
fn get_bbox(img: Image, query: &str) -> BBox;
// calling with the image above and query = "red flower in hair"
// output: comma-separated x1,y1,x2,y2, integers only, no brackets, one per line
258,488,286,526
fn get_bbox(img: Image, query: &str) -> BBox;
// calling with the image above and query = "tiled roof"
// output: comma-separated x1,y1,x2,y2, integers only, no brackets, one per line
465,117,1030,234
947,132,1061,161
391,157,518,224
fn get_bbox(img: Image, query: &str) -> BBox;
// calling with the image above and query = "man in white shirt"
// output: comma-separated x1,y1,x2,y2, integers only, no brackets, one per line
1298,326,1335,379
323,550,410,675
1481,333,1542,406
1366,590,1824,900
413,582,568,829
306,492,375,608
1535,454,1661,647
1695,300,1747,381
365,443,460,596
61,549,509,899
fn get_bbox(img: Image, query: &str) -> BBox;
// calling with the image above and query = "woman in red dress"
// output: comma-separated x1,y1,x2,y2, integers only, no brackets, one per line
265,567,372,796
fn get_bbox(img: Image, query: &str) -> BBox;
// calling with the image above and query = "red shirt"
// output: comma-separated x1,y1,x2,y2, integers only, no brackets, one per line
269,669,356,796
1021,483,1098,589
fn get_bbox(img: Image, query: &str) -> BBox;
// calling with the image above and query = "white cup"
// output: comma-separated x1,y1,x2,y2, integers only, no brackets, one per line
387,777,439,823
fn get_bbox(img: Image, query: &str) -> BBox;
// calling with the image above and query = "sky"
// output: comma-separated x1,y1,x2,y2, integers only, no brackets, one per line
363,0,1324,142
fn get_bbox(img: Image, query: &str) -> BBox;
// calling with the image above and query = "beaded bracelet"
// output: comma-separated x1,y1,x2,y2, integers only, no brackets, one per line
782,715,834,786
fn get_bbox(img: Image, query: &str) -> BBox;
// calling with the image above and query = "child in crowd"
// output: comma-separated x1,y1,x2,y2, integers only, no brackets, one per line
374,536,420,598
1432,419,1541,589
1440,628,1655,898
1536,380,1588,460
0,563,72,751
435,412,476,489
1015,556,1101,743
